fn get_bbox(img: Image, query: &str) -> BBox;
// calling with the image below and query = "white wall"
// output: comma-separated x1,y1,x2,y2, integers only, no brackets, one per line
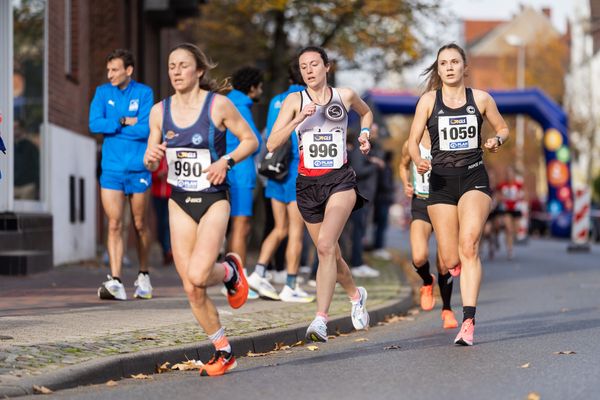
49,123,97,265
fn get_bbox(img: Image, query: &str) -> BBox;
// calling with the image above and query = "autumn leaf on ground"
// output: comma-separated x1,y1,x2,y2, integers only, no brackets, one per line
130,373,151,380
136,336,156,341
526,392,541,400
520,363,531,368
247,350,276,357
384,345,401,350
32,385,53,394
554,351,576,355
105,380,118,387
171,360,203,371
274,342,286,351
307,345,319,351
354,338,369,342
407,308,420,316
328,335,338,340
157,361,171,373
290,340,304,347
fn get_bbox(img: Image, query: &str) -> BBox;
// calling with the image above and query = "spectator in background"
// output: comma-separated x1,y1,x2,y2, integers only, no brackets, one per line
347,130,382,278
371,149,395,261
496,166,524,260
226,66,264,268
89,49,154,300
151,157,172,265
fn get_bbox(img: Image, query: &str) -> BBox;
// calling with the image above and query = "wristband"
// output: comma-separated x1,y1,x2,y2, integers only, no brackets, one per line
360,128,370,140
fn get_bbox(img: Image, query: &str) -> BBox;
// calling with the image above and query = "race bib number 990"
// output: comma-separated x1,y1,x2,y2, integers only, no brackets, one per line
166,148,211,191
438,115,478,151
302,131,344,169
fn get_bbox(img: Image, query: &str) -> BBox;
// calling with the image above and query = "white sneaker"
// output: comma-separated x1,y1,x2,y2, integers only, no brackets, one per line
98,275,127,300
351,264,381,278
247,272,280,300
372,249,392,261
279,285,315,303
305,316,328,342
307,279,317,288
351,286,369,330
134,273,153,299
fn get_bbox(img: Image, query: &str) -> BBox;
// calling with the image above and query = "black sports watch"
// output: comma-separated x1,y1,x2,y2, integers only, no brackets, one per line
495,136,504,146
119,117,127,126
221,154,236,170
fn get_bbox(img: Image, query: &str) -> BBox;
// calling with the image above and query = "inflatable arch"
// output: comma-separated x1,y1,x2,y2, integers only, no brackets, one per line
364,88,572,237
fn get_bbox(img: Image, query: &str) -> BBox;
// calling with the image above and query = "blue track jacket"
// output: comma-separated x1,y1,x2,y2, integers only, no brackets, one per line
89,80,153,173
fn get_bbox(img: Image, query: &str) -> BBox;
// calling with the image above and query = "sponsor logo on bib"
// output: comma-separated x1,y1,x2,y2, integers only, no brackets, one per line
325,104,344,121
449,141,470,150
178,180,198,189
314,133,333,141
314,159,334,168
177,150,197,159
449,117,467,125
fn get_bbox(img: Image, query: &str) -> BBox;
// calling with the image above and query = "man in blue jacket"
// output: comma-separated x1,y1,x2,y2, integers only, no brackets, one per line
226,67,263,271
89,49,154,301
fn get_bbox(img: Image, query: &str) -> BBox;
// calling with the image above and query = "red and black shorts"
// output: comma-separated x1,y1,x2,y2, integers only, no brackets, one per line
296,164,367,224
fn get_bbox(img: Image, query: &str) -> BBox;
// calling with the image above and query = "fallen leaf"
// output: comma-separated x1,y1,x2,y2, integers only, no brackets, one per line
137,336,156,341
290,340,304,347
307,345,319,351
520,363,531,368
274,342,287,351
32,385,53,394
328,335,337,340
130,373,151,380
527,392,541,400
384,345,401,350
354,338,369,342
105,380,118,387
247,350,276,357
157,361,171,373
171,360,203,371
554,351,576,355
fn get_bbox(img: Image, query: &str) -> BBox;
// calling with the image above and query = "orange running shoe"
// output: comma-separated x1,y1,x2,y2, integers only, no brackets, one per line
441,309,458,329
449,263,461,277
223,252,248,309
199,350,237,376
419,274,436,311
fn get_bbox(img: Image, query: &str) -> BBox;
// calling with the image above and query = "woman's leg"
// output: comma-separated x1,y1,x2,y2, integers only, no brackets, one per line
503,213,515,259
285,201,304,279
256,199,289,265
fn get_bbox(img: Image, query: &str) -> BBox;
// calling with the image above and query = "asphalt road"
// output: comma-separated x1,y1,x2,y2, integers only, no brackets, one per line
21,239,600,400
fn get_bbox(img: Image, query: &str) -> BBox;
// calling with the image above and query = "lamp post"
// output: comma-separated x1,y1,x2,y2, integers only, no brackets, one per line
506,34,526,171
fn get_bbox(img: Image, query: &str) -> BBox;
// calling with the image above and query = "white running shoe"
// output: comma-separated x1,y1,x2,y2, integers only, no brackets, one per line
305,316,328,342
247,272,280,300
134,273,153,299
351,264,381,278
372,249,392,261
351,287,369,330
98,275,127,300
279,285,315,303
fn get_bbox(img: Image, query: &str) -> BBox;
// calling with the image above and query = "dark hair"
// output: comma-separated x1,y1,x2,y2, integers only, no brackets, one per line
169,43,231,93
297,46,330,66
106,49,135,69
288,61,304,85
231,66,263,94
421,43,467,93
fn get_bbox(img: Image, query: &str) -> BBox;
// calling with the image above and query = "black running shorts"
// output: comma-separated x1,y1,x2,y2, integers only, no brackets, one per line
296,164,367,224
428,162,492,206
170,190,229,223
411,196,431,224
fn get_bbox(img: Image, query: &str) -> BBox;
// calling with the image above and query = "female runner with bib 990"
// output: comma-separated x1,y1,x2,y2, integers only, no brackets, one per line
408,43,509,346
267,46,372,343
144,43,258,376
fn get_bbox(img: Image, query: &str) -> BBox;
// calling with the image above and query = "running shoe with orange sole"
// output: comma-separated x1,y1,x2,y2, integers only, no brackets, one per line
454,318,474,346
419,274,436,311
449,263,461,277
223,252,248,309
441,309,458,329
199,350,237,376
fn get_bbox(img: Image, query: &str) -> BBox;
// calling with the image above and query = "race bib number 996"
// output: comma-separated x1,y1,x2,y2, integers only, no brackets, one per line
302,131,344,169
166,148,211,191
438,115,478,151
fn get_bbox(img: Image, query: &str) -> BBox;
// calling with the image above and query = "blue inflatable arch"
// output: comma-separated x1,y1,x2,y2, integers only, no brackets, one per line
364,88,572,237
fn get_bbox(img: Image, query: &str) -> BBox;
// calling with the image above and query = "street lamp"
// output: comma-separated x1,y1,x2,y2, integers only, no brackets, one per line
506,34,526,171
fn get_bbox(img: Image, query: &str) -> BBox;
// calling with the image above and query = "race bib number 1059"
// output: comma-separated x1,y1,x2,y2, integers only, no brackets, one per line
438,115,478,151
302,131,344,169
166,148,211,191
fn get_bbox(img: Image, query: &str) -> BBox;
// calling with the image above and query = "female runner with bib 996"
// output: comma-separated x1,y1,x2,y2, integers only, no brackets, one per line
144,43,258,376
267,46,372,343
408,43,509,346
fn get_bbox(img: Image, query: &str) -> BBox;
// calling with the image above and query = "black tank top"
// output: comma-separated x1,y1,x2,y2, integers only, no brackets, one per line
427,88,484,169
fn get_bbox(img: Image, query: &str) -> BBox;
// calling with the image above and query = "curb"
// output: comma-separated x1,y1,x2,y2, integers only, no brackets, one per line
0,286,412,397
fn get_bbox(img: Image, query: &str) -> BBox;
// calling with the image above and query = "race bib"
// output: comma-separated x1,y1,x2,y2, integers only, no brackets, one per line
412,162,431,197
166,147,211,191
438,115,478,151
302,131,344,169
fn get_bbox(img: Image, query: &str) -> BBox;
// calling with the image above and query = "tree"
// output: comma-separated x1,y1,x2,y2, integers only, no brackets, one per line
179,0,442,121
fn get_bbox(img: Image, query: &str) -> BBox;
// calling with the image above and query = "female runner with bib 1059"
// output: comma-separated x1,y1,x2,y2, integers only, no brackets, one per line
408,43,509,346
144,43,258,376
267,46,372,342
